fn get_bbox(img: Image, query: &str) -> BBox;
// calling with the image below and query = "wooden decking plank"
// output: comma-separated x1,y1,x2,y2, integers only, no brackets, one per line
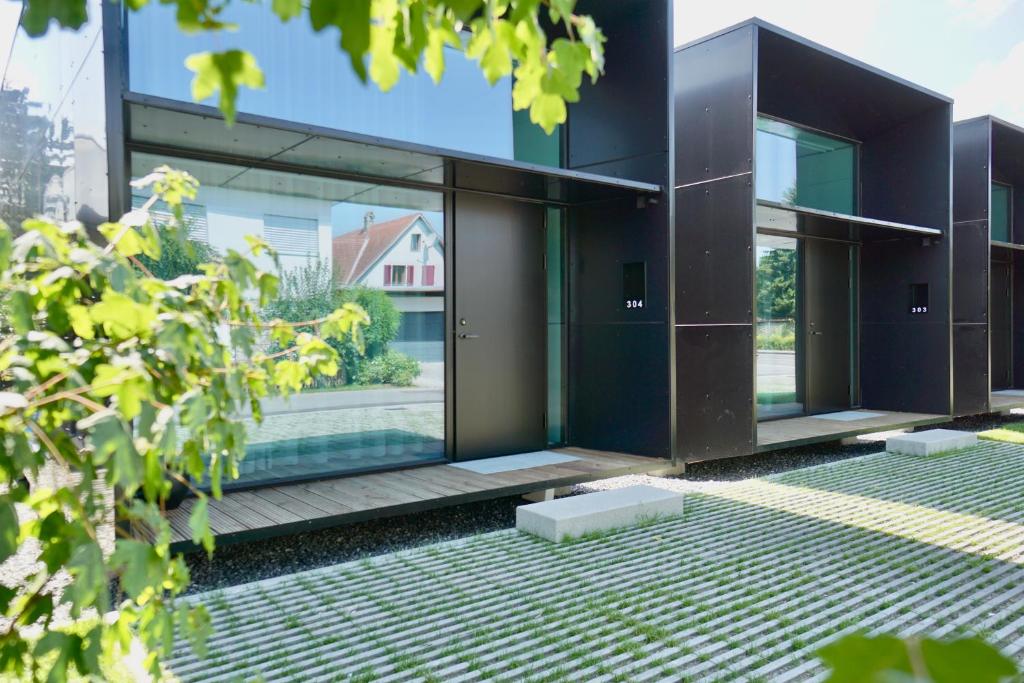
249,487,332,521
384,470,471,497
288,483,359,515
351,472,444,502
315,477,417,510
210,495,280,529
229,491,306,525
399,466,496,494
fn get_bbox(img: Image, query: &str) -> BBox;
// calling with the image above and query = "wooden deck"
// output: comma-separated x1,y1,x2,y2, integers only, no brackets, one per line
757,410,948,451
991,391,1024,412
160,448,671,551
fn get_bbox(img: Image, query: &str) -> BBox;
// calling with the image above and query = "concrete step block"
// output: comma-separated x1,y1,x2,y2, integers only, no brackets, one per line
886,429,977,456
516,484,685,543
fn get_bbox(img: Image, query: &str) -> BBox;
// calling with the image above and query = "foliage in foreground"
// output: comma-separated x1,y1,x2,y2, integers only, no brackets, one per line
819,633,1018,683
23,0,606,133
0,167,368,681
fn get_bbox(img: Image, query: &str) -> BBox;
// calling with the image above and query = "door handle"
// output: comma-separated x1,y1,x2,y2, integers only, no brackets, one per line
457,333,480,339
809,331,823,336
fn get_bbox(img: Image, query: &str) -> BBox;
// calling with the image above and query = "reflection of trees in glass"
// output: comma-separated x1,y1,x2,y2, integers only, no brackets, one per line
262,260,413,387
0,88,73,226
756,247,797,320
136,227,220,279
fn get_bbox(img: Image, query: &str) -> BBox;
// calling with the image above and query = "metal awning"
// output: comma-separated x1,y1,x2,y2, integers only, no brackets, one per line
756,200,944,242
124,93,661,206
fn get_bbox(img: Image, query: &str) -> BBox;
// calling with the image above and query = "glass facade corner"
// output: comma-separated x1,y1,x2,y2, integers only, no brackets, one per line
992,181,1012,243
130,151,446,489
756,116,857,215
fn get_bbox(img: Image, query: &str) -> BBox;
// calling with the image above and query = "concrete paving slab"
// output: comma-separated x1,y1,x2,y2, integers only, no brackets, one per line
515,484,685,542
887,429,977,456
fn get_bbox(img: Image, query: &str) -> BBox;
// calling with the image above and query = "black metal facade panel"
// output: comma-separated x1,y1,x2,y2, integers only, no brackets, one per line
953,118,991,224
952,220,989,325
673,25,755,187
674,177,754,325
1014,252,1024,388
861,237,950,325
675,324,754,462
860,105,952,231
756,27,947,141
860,235,951,415
568,322,670,457
861,322,951,415
570,153,668,188
568,0,670,171
953,324,989,416
569,196,668,326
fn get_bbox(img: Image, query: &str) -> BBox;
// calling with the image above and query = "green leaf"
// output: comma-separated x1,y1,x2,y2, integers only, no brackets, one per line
89,291,156,341
271,0,302,21
0,224,12,272
66,542,108,616
0,499,17,564
86,413,142,490
819,634,913,682
445,0,483,21
308,0,371,81
819,634,1019,683
110,540,164,600
189,497,214,555
185,50,265,126
8,290,35,333
21,0,88,37
920,637,1017,682
530,93,567,134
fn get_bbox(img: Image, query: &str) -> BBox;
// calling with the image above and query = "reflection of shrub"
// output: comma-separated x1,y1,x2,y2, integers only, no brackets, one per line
354,350,421,387
136,228,220,279
261,262,404,387
758,332,795,351
336,286,401,379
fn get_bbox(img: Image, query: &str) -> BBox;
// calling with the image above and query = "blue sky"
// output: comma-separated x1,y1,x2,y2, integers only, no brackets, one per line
3,0,1023,124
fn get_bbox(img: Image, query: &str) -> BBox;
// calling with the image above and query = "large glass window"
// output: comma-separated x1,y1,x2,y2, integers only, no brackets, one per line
992,181,1012,243
546,207,564,444
756,234,803,420
756,117,857,215
128,2,519,159
131,152,445,488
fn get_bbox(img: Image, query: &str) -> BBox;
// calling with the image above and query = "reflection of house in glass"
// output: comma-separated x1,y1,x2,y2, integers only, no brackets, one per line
333,213,445,362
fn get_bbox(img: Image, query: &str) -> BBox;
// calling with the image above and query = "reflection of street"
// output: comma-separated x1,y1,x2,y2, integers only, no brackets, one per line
246,402,442,445
757,350,795,393
257,362,444,416
232,369,446,486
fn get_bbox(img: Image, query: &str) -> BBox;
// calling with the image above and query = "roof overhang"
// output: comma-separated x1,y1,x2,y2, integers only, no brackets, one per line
756,200,944,242
124,93,662,207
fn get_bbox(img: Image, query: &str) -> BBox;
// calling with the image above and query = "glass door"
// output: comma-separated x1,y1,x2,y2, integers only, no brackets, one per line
756,234,804,420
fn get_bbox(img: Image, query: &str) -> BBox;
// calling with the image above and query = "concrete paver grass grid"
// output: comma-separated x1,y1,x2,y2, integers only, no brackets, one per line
168,442,1024,682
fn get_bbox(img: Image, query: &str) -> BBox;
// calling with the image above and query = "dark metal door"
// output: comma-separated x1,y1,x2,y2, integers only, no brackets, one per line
453,193,546,460
804,239,853,413
991,259,1012,390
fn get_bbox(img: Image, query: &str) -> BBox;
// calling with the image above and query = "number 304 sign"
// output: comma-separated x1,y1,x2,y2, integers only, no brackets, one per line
623,261,646,311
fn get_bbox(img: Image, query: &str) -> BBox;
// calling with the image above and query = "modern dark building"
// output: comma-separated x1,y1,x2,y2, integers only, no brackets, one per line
953,116,1024,415
2,0,678,546
673,19,953,462
7,8,998,546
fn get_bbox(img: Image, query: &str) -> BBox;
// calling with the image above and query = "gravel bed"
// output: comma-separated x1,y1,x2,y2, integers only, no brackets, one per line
176,411,1022,592
183,495,521,594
